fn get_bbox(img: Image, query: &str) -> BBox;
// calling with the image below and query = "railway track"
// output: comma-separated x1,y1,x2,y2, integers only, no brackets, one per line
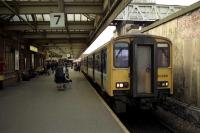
118,108,173,133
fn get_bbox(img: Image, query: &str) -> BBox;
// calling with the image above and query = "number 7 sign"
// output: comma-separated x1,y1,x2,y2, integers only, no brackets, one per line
50,13,65,28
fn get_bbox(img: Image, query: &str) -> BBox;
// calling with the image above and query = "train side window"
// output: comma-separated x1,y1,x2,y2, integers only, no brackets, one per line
157,43,170,67
114,42,129,68
95,54,101,71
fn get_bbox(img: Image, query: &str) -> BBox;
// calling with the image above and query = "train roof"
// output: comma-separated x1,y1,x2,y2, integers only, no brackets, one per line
83,33,172,58
113,33,171,42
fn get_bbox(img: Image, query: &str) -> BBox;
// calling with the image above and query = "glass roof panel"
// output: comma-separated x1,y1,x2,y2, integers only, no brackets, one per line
67,14,74,21
13,15,20,21
26,15,33,21
36,14,43,21
43,14,50,21
20,15,27,21
81,15,88,21
88,14,96,19
75,14,81,21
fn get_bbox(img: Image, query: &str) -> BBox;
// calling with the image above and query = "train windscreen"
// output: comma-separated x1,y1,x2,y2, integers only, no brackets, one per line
114,42,129,68
157,43,170,67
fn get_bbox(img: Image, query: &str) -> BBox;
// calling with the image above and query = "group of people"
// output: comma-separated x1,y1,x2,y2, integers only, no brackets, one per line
46,61,58,75
54,61,72,89
46,60,72,90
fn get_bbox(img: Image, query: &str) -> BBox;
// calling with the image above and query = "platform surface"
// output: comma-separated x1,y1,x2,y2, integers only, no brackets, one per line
0,69,126,133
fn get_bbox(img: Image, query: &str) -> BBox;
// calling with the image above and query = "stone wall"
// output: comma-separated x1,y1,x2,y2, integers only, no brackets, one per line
143,7,200,106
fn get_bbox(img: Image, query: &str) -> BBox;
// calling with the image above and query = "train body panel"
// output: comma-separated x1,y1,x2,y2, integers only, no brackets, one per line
157,68,173,94
111,68,130,96
106,44,112,95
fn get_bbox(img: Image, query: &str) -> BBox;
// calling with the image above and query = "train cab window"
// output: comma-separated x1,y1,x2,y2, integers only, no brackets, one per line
157,43,170,67
114,42,129,68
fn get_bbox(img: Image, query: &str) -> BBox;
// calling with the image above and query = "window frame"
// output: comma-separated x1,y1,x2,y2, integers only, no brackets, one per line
113,41,129,68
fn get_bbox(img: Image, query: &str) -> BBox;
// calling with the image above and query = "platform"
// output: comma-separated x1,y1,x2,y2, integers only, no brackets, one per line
0,69,128,133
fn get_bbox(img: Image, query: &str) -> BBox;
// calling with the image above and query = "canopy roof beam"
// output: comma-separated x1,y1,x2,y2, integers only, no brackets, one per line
22,32,88,39
89,0,131,43
5,23,94,31
0,1,103,14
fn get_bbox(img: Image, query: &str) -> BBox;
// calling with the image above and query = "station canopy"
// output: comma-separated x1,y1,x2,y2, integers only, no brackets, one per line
0,0,130,58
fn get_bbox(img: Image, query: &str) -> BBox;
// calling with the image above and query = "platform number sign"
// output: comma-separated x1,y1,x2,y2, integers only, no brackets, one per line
50,13,65,28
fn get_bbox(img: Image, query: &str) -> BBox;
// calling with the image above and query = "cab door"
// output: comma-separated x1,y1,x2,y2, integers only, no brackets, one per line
130,36,157,97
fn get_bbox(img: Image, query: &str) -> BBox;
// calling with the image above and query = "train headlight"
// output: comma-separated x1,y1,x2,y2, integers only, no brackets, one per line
157,81,169,87
116,83,120,88
116,82,129,88
119,83,123,88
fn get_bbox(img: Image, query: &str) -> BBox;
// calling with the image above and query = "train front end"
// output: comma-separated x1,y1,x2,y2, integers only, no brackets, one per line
110,35,173,110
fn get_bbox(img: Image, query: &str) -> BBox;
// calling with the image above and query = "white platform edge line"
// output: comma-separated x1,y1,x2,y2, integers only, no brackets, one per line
84,74,130,133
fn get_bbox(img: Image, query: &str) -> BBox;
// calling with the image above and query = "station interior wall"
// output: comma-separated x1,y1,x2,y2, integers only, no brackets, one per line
0,34,44,88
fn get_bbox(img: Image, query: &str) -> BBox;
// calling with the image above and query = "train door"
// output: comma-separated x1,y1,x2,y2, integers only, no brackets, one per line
101,49,107,91
130,36,157,97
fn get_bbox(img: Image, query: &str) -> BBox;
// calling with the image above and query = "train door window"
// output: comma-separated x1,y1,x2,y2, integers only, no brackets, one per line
95,54,100,71
114,42,129,68
157,43,170,67
102,49,107,74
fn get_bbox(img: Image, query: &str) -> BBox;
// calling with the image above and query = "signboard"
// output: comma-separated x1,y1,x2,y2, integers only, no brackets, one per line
15,50,19,70
50,13,65,28
30,45,38,52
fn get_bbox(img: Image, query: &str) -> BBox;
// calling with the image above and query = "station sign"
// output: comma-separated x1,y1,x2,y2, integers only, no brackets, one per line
30,45,38,52
50,13,65,28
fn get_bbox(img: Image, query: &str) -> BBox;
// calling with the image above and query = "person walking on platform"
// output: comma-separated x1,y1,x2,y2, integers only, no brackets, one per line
54,61,72,90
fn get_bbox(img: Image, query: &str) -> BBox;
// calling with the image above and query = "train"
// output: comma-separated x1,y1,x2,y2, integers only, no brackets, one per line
81,34,173,112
